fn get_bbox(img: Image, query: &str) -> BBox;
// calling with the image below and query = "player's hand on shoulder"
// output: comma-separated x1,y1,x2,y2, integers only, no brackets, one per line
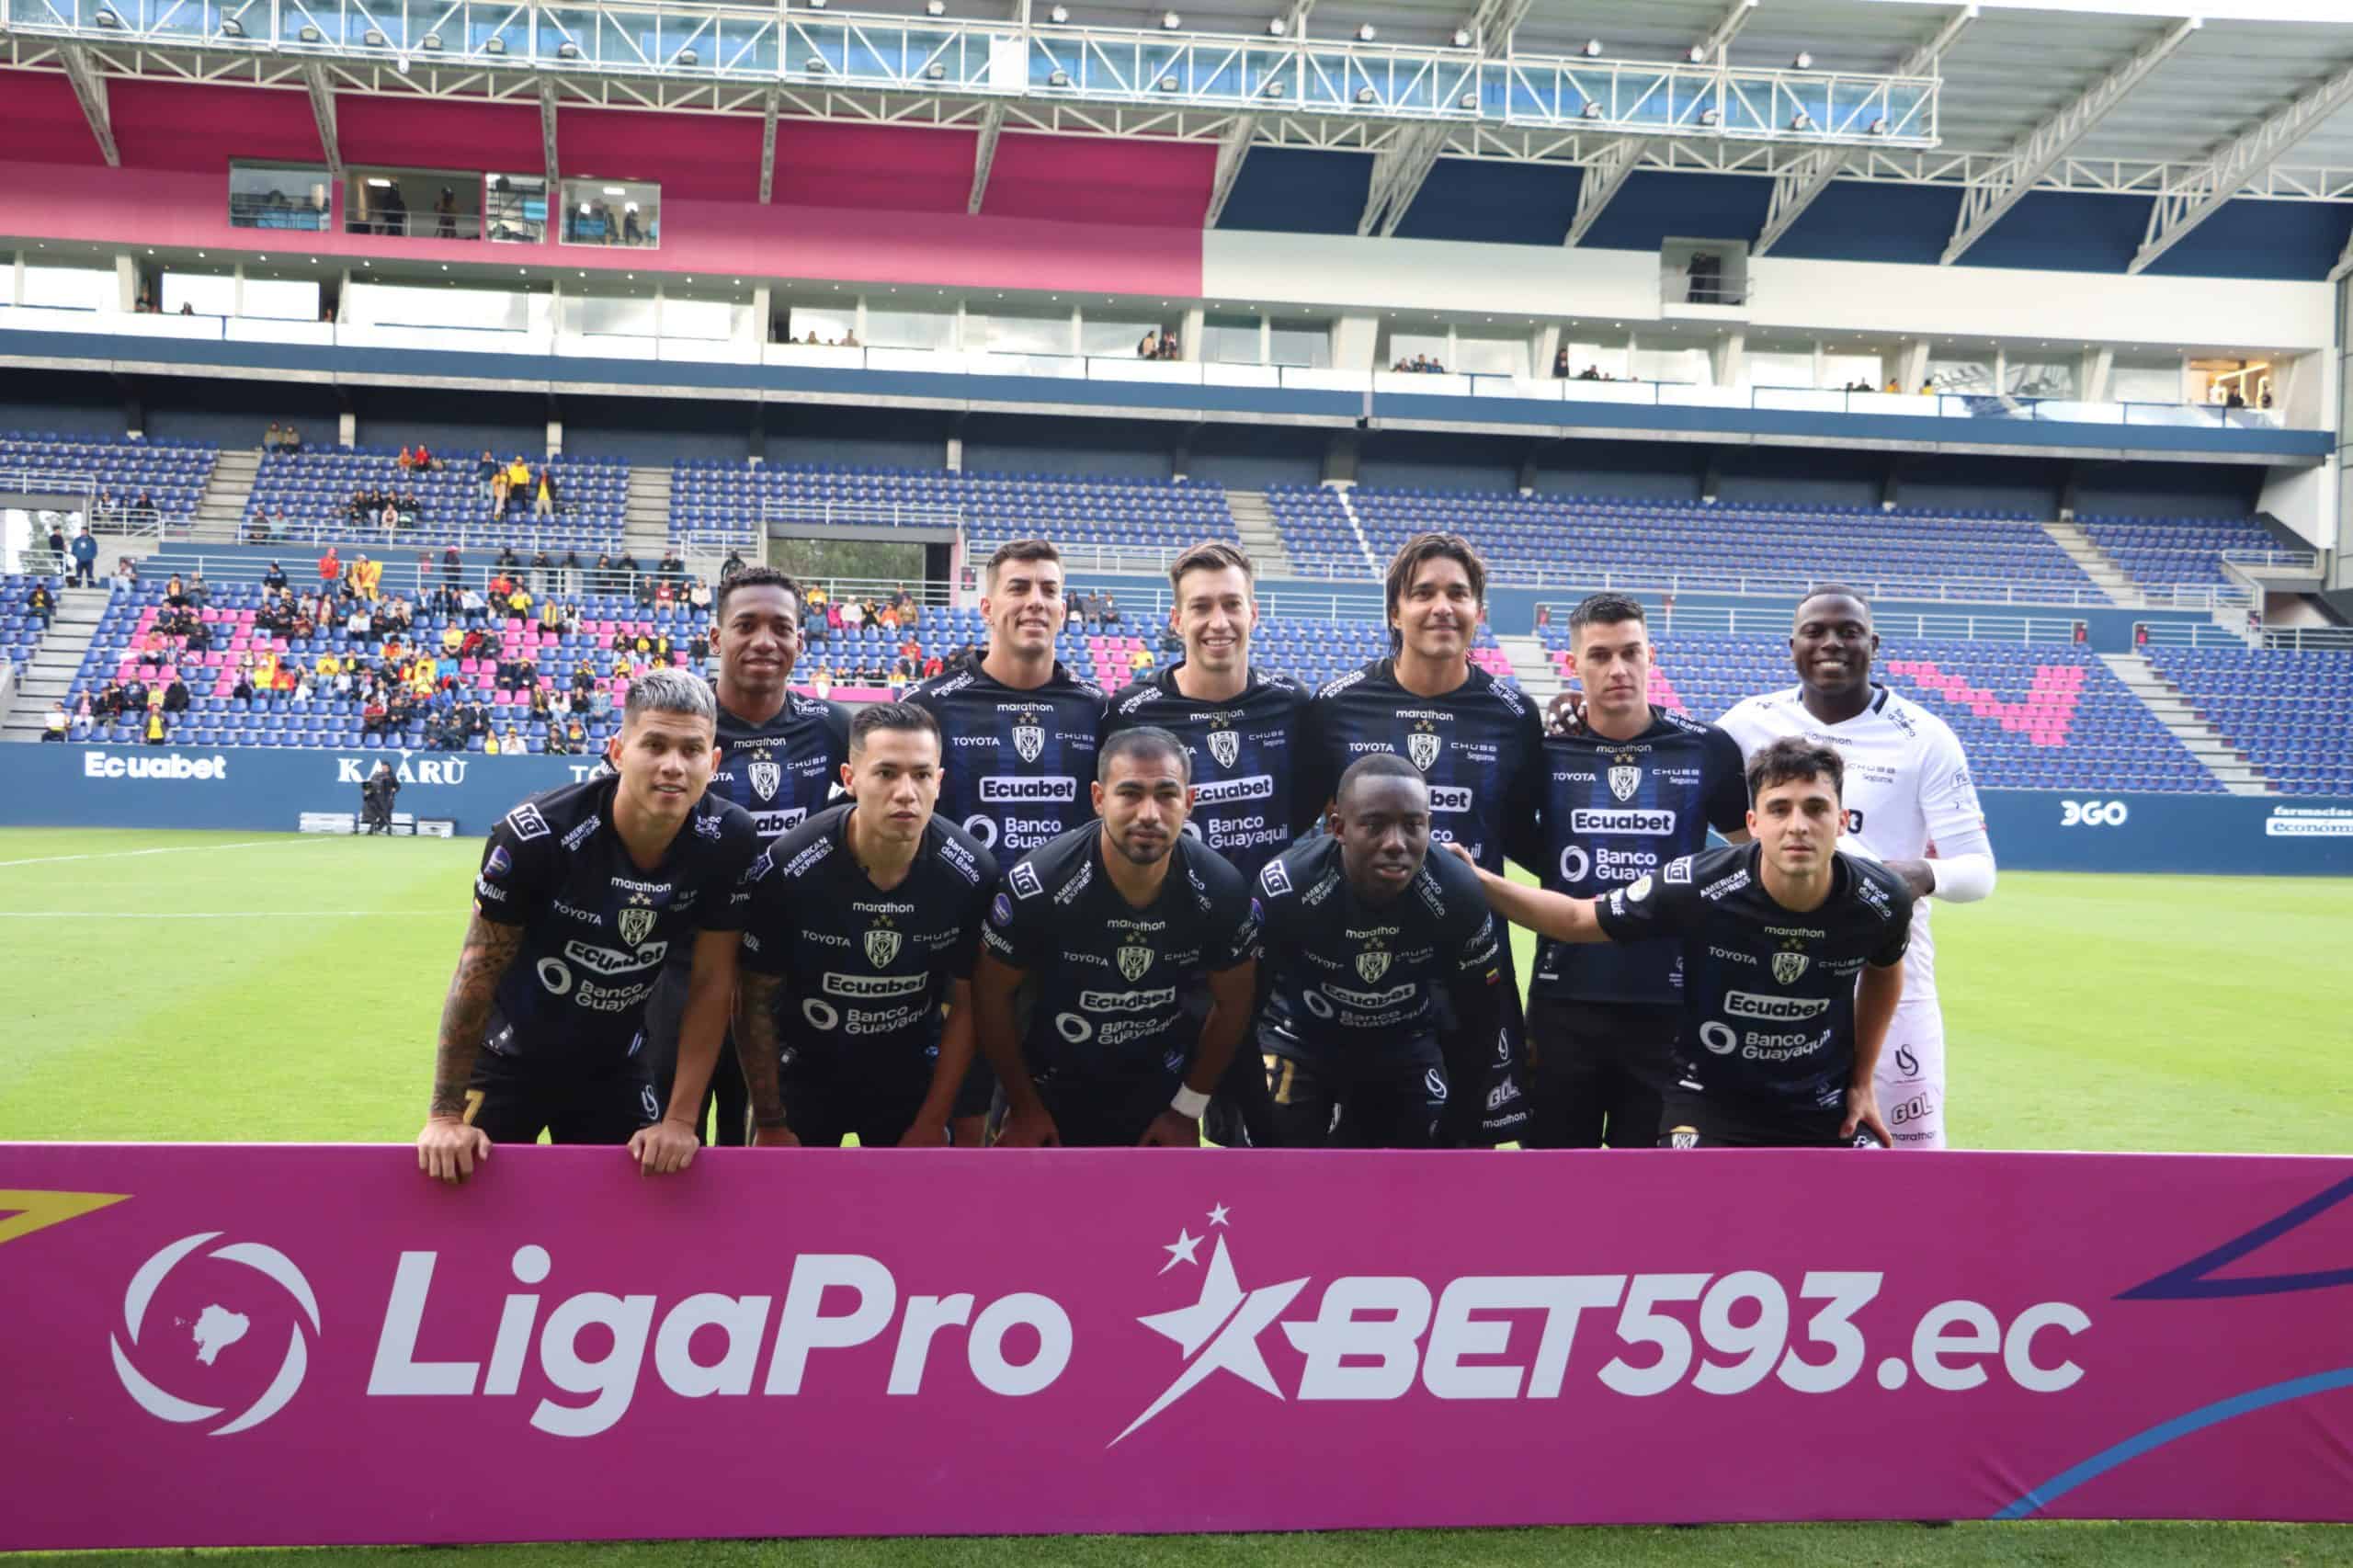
1546,692,1589,738
1441,841,1479,869
1841,1085,1892,1148
1884,858,1935,900
1138,1109,1200,1149
629,1116,702,1175
416,1116,492,1184
995,1103,1060,1149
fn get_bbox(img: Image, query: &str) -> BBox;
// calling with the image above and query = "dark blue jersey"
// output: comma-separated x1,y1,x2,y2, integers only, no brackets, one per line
706,692,849,840
1101,665,1316,881
471,774,762,1068
740,801,998,1078
907,657,1108,858
980,824,1257,1080
1298,657,1543,875
1256,833,1506,1065
1535,708,1749,1007
1595,843,1915,1113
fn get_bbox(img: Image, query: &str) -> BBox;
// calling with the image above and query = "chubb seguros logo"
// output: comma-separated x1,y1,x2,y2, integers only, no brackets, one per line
112,1232,321,1436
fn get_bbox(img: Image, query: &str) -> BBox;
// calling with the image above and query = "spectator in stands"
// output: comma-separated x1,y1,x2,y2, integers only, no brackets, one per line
353,553,383,601
144,705,168,743
532,465,557,521
185,615,212,655
616,551,643,596
187,574,210,610
163,676,189,715
26,581,54,630
435,187,459,240
398,446,417,475
489,464,511,517
921,651,944,679
44,522,66,567
41,701,66,742
1552,347,1571,379
812,666,833,700
266,422,285,452
475,450,498,506
363,693,389,735
1129,644,1152,676
720,548,745,583
70,528,97,588
1100,594,1122,626
1138,329,1159,358
115,555,140,589
317,545,341,587
499,724,526,756
506,583,533,622
505,456,532,515
527,549,551,594
657,549,686,586
556,549,582,596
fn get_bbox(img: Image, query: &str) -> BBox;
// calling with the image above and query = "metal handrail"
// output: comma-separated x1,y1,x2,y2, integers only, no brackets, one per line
756,500,964,535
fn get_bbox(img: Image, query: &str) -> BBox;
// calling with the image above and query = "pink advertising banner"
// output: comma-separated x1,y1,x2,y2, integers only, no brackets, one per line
4,1145,2351,1549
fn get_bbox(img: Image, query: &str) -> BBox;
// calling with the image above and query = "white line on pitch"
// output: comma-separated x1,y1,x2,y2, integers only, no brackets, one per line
0,910,447,918
0,838,342,870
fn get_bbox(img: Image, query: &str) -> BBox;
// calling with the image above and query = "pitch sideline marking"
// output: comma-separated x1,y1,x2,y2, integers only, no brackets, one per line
0,910,447,918
0,837,349,870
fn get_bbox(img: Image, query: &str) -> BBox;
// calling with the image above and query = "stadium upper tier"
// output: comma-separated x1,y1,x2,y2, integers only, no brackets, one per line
2079,514,2301,591
0,434,216,520
670,462,1239,551
1540,629,2221,795
242,449,631,550
1274,487,2100,598
2147,647,2353,798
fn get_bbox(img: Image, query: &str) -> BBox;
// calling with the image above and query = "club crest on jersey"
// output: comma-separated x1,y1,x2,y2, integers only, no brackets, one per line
1355,945,1391,984
748,758,781,802
1208,727,1240,769
619,906,658,948
864,924,902,968
1608,765,1641,801
1117,945,1154,982
1406,721,1441,773
1772,946,1809,985
1012,723,1045,764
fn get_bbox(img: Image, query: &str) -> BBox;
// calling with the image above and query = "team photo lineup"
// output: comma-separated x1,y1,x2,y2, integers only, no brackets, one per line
415,530,1987,1178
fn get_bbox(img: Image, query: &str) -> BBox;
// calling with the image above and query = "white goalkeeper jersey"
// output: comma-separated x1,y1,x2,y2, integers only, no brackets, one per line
1716,684,1991,1004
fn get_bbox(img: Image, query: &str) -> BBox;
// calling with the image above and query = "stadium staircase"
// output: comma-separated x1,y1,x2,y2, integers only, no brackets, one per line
0,585,108,741
624,466,673,559
2041,518,2143,608
1224,490,1296,577
189,448,263,544
1330,486,1381,576
2098,652,2270,795
1496,634,1562,713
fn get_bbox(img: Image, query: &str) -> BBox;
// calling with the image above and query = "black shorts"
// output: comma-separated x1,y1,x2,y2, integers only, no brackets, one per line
1032,1062,1186,1148
1657,1087,1876,1150
1263,1033,1449,1150
1523,995,1680,1150
463,1040,657,1146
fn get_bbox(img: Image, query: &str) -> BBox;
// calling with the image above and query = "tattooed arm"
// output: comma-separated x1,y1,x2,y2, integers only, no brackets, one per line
416,911,525,1184
732,970,797,1147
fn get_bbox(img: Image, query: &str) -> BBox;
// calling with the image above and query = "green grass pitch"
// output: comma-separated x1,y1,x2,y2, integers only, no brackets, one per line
4,826,2349,1567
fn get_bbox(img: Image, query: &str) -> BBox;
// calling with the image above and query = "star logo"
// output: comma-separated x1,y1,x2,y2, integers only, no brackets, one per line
1113,1223,1309,1448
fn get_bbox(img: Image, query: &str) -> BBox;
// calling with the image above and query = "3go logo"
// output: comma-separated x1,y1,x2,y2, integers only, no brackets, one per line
2060,800,2130,827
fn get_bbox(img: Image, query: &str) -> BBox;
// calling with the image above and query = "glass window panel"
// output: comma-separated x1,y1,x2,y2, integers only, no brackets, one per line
865,309,955,350
1268,322,1329,369
560,179,659,248
230,163,330,233
23,267,112,311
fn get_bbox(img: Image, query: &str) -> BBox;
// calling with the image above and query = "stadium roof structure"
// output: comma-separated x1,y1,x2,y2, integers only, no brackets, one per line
7,0,2353,274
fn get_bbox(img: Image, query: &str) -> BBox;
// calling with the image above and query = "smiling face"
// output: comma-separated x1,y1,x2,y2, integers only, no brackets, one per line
1790,592,1877,704
1391,552,1483,665
983,554,1064,662
715,583,801,695
605,708,719,826
1332,771,1431,902
1173,562,1256,679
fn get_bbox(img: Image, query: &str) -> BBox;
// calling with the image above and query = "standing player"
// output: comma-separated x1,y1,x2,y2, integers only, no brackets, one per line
415,669,763,1183
973,727,1259,1148
1529,593,1747,1148
1717,585,1995,1149
733,702,998,1148
646,563,849,1148
908,538,1108,1144
1256,756,1509,1148
1453,738,1915,1148
1298,531,1541,1143
1102,540,1315,1146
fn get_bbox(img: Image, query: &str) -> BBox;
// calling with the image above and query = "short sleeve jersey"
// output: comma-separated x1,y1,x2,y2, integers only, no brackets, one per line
1535,709,1749,1007
708,693,850,840
1101,665,1316,881
907,657,1108,858
739,802,999,1074
1716,684,1989,1002
1594,843,1915,1111
470,774,763,1066
1256,834,1505,1064
981,824,1257,1078
1299,658,1543,874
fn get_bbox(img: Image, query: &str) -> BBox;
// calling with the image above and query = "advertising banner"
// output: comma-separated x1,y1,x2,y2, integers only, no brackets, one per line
4,1145,2349,1549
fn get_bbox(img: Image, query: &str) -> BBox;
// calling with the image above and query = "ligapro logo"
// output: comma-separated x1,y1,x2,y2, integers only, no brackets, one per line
112,1232,320,1436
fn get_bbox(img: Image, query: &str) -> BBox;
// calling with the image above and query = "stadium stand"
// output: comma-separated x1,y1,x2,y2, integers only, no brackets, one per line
2145,646,2353,797
1541,628,2222,793
242,449,630,550
1268,485,2102,597
671,462,1240,552
0,433,215,522
3,573,60,675
2078,514,2298,591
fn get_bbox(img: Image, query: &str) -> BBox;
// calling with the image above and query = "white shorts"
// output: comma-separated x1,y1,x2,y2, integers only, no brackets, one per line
1874,995,1945,1150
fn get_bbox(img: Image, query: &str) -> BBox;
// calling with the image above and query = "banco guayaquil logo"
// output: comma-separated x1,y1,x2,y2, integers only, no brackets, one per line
111,1232,320,1436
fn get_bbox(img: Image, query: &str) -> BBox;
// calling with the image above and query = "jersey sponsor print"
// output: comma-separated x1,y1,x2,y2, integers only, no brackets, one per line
1101,665,1316,881
909,659,1108,858
705,693,851,840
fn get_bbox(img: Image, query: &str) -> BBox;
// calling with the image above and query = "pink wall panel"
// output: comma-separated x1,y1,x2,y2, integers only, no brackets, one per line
980,132,1214,228
338,97,541,174
108,81,324,172
770,122,979,216
557,107,769,202
0,72,111,168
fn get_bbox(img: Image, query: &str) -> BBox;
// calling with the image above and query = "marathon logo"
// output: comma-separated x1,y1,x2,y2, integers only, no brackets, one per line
1569,808,1677,835
83,752,229,781
978,776,1078,803
823,973,931,999
1193,774,1275,807
563,939,670,977
1723,991,1831,1022
1077,987,1179,1013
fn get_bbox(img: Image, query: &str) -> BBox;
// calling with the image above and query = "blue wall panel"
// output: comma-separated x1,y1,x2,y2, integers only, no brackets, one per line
1770,182,1963,267
2074,460,2264,518
1960,191,2154,275
1581,172,1775,253
8,745,2343,875
1393,160,1582,245
2143,198,2353,281
1217,148,1374,236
